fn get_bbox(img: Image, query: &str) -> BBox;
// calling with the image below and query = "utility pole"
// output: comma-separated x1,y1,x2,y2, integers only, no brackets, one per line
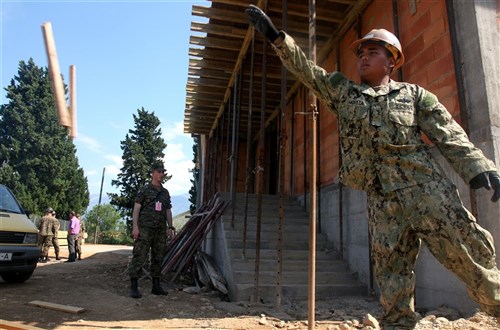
94,167,105,244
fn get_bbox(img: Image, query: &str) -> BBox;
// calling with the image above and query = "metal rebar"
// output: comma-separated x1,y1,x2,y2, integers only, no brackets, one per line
253,20,268,304
308,1,317,328
243,32,256,258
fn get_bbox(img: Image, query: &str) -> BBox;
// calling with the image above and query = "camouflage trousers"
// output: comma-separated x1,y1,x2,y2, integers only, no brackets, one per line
75,237,82,255
38,235,53,257
368,176,500,329
52,236,60,255
129,225,167,278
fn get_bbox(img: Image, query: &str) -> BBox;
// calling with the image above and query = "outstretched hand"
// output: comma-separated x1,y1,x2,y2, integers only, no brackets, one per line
470,171,500,202
245,4,280,42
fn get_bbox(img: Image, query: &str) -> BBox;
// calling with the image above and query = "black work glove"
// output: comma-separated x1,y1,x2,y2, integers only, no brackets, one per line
245,4,280,43
469,171,500,202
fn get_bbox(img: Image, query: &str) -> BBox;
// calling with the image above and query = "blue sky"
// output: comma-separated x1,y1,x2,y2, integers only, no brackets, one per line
1,0,205,207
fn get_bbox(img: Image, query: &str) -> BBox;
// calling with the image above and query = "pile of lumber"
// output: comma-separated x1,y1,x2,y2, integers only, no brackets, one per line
161,195,228,284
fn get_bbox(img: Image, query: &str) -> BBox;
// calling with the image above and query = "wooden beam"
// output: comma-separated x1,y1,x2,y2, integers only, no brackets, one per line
28,300,85,314
191,21,247,38
192,5,248,24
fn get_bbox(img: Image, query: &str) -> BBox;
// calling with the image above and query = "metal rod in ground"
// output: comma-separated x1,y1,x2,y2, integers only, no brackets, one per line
308,1,317,329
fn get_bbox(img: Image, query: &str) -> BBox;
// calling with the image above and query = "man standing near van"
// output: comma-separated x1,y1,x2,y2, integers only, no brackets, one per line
37,207,55,263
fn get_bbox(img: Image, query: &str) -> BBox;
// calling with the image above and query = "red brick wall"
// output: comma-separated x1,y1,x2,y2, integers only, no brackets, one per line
398,0,459,123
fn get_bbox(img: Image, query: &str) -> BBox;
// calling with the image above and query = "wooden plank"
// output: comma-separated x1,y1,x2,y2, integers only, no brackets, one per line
28,300,85,314
0,320,45,330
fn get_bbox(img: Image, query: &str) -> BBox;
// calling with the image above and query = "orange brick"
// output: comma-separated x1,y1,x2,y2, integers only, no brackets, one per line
415,0,434,16
429,0,447,22
427,54,454,84
409,10,431,37
432,34,452,58
422,17,446,47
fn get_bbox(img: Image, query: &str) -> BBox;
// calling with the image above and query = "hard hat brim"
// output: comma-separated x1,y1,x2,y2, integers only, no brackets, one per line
350,37,405,70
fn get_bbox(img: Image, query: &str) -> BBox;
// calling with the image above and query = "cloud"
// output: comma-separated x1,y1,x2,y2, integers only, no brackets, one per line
160,123,195,196
76,133,103,153
103,155,122,186
162,121,191,142
165,158,194,196
85,169,98,176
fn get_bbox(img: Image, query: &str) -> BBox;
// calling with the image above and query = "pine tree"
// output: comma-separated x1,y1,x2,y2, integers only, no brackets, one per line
189,135,200,214
109,108,169,233
0,59,89,216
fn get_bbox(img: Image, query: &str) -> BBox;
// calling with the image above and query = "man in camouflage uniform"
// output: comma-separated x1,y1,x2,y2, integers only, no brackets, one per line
246,5,500,330
51,210,61,260
37,207,56,263
129,160,174,298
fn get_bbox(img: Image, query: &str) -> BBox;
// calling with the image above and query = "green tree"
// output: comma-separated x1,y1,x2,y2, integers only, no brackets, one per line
189,136,200,214
83,203,125,244
108,108,170,233
0,59,89,216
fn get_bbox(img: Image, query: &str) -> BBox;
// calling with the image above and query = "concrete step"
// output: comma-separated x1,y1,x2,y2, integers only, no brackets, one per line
223,229,327,241
218,193,367,302
231,258,349,272
233,270,359,285
235,283,367,301
228,248,341,260
224,223,310,234
225,238,332,250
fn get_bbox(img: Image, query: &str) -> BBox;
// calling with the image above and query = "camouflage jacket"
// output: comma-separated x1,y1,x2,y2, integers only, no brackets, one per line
53,218,60,237
135,183,172,228
272,33,497,192
78,221,85,239
38,215,55,236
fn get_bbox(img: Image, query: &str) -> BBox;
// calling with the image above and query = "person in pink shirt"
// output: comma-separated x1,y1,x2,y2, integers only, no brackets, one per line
66,211,80,262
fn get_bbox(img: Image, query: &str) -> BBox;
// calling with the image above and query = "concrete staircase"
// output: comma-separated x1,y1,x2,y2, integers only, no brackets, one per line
218,193,366,303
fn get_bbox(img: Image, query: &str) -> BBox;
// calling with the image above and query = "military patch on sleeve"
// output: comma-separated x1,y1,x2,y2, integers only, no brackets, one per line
419,90,438,110
328,72,345,87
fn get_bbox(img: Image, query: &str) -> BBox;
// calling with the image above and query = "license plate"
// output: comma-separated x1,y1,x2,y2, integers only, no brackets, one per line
0,253,13,261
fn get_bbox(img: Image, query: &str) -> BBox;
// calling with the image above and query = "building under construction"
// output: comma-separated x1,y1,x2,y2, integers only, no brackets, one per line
182,0,500,316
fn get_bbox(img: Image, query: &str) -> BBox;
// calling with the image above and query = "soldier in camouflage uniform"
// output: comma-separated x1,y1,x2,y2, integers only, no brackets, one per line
129,160,174,298
51,210,61,260
37,207,56,263
75,214,85,260
246,5,500,330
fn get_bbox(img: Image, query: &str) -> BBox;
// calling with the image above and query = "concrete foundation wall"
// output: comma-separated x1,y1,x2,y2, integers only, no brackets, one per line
202,213,238,301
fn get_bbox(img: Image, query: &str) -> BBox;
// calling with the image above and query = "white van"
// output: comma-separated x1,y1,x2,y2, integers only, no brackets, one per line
0,184,40,283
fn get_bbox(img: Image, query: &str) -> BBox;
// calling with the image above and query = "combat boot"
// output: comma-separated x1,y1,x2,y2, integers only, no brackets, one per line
130,278,142,298
55,253,61,260
78,253,82,260
151,277,168,296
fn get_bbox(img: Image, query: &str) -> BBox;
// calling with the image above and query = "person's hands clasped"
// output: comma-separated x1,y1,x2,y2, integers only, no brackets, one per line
245,4,280,42
469,171,500,202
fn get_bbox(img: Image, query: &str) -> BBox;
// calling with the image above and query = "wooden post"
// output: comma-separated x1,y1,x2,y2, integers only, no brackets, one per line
69,65,77,138
41,22,71,128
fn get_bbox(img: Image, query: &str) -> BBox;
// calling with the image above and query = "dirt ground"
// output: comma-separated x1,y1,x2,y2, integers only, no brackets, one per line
1,244,499,330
